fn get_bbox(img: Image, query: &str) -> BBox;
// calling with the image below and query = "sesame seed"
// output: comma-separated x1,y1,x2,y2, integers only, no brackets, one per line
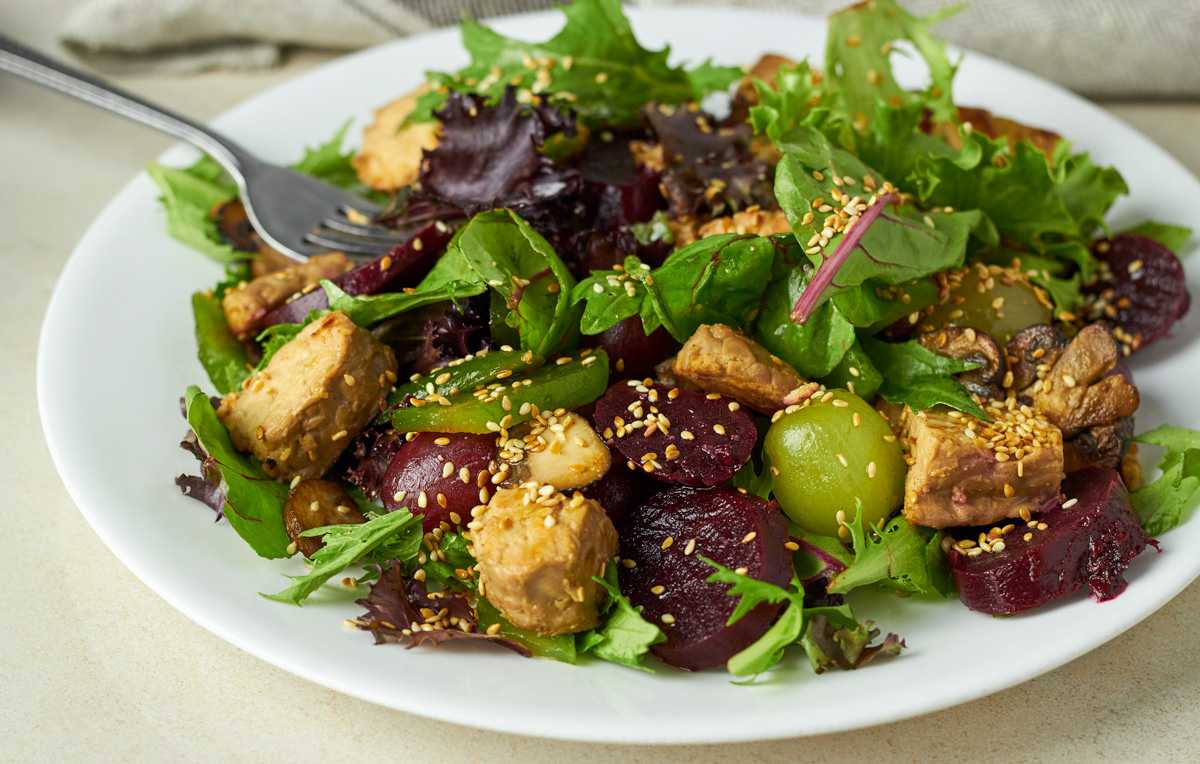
343,374,356,387
713,424,726,435
661,614,676,624
650,585,665,595
621,558,636,568
837,453,849,467
662,536,674,550
867,461,877,478
684,539,696,556
1063,498,1078,509
332,430,348,441
742,532,757,544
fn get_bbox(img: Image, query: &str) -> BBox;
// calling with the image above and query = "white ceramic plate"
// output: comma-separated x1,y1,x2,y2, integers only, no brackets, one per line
38,7,1200,744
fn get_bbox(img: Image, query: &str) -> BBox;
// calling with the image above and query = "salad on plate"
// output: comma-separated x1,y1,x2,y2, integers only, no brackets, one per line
161,0,1200,680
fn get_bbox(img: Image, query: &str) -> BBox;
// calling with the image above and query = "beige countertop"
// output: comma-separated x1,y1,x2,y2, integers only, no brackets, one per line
5,2,1200,761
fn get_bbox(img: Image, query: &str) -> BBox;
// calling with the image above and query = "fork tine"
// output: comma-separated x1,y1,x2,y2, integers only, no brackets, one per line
319,216,412,242
302,230,404,257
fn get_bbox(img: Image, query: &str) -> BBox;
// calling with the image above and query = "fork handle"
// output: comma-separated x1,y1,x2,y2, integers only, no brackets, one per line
0,33,249,177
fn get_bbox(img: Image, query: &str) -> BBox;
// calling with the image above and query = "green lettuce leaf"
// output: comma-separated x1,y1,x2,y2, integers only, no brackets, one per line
262,509,424,605
1122,221,1193,254
729,452,776,502
700,558,806,678
183,386,291,559
827,505,952,596
824,0,963,125
1132,425,1200,535
749,59,832,142
146,157,241,264
413,0,739,128
914,131,1126,278
861,336,987,419
289,120,388,204
577,568,666,671
191,291,251,394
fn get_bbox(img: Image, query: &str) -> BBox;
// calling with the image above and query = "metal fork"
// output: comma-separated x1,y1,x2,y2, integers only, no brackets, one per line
0,34,408,260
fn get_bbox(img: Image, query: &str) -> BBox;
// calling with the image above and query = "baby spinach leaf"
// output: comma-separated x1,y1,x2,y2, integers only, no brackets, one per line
861,337,988,420
475,596,578,664
449,210,580,356
773,127,979,323
649,233,785,341
182,386,291,559
319,278,486,327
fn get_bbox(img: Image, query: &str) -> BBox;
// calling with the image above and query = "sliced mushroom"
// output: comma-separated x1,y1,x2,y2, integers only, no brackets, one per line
1022,323,1140,437
283,479,367,558
1005,325,1068,391
502,411,612,491
915,326,1006,399
1063,416,1134,473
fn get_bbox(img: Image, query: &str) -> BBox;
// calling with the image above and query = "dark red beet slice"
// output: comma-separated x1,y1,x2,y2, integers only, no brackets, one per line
582,460,661,531
618,486,792,671
261,222,452,329
1084,234,1190,353
381,432,496,533
593,381,756,487
948,467,1152,616
583,316,680,381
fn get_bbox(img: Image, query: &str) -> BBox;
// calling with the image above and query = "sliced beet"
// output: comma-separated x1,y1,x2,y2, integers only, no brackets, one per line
583,316,680,381
593,381,756,487
261,222,452,329
1084,234,1190,353
618,486,792,671
948,467,1152,616
581,460,661,531
381,432,497,533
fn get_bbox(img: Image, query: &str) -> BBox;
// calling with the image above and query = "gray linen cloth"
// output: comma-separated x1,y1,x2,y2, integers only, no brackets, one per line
60,0,1200,98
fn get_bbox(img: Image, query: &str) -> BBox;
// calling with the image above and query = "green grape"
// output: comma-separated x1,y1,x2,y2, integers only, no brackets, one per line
922,264,1053,345
764,390,906,537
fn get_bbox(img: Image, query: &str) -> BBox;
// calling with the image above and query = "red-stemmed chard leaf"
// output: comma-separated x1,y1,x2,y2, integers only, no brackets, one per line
791,193,899,324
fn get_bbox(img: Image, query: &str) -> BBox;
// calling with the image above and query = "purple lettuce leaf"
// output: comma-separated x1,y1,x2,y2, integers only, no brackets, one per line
176,429,226,521
353,563,531,656
331,428,403,502
802,613,905,674
642,102,771,218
